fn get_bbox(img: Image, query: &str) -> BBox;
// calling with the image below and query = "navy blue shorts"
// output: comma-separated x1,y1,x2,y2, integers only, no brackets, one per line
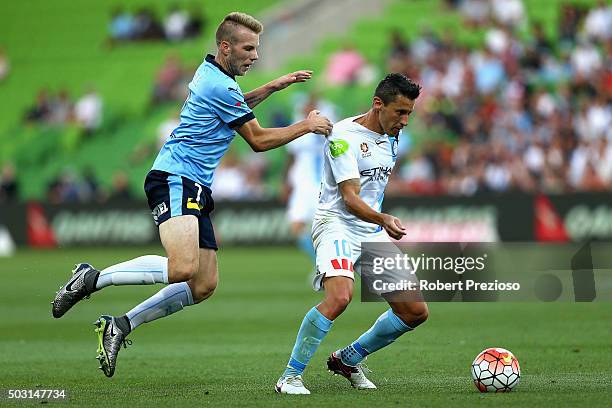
144,170,217,250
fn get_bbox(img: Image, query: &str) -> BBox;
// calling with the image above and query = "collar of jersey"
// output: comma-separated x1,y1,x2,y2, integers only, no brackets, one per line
349,115,397,141
205,54,235,80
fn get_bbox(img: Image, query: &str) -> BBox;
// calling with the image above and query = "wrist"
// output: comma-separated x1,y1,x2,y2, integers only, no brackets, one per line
373,212,385,226
268,80,281,93
300,118,313,134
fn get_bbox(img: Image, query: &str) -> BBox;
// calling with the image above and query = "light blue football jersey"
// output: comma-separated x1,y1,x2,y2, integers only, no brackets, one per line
151,54,255,187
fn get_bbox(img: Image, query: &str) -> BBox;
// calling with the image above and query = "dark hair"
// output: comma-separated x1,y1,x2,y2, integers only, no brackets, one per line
374,73,421,104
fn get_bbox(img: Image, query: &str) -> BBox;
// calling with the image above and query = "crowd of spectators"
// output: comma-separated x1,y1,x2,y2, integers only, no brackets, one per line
126,0,612,199
23,87,104,135
8,1,612,203
108,5,206,44
383,0,612,195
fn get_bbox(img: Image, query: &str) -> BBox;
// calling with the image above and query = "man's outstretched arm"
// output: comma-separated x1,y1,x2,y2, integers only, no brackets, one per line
237,110,332,152
244,70,313,109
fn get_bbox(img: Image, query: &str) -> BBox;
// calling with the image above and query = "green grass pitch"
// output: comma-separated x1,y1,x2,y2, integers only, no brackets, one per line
1,247,610,407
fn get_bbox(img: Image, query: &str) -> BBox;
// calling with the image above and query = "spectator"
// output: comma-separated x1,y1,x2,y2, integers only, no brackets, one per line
0,163,18,202
152,54,185,105
411,27,440,63
108,7,135,42
472,48,506,94
133,8,164,41
531,22,553,54
583,0,612,43
46,170,82,204
386,29,413,77
559,4,581,45
459,0,489,28
164,4,189,42
185,4,206,38
399,152,437,194
81,167,103,202
571,37,603,79
0,47,9,82
109,171,133,201
49,88,73,125
490,0,526,28
241,152,268,199
129,112,180,165
325,43,367,86
24,89,52,124
211,151,250,200
74,87,103,135
156,112,180,150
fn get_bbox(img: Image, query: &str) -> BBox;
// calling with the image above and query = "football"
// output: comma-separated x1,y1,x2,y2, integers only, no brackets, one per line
471,348,520,392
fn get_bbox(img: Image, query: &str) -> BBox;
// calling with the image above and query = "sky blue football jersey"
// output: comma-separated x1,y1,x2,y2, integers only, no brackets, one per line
151,54,255,187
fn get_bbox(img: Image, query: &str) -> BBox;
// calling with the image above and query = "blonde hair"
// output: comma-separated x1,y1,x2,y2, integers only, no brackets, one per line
216,12,263,45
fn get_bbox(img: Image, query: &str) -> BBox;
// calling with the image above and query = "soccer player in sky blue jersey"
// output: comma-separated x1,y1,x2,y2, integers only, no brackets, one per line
51,12,333,378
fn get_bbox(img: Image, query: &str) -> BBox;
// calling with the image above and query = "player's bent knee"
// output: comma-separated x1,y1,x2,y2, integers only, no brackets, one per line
395,302,429,328
168,259,199,283
191,280,217,303
414,305,429,325
408,303,429,327
329,291,353,316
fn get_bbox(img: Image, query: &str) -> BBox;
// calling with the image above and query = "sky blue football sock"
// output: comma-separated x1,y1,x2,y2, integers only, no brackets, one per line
283,307,333,377
96,255,169,289
297,231,316,261
338,342,369,366
125,282,194,331
344,309,412,361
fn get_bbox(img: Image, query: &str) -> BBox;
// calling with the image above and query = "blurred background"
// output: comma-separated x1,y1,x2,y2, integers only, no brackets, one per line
0,0,611,253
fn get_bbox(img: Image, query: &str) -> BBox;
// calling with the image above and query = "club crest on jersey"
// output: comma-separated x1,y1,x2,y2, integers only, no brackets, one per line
329,139,349,158
360,142,371,158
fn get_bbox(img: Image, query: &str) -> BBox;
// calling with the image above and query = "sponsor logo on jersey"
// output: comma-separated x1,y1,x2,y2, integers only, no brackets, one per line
360,166,393,181
329,139,349,158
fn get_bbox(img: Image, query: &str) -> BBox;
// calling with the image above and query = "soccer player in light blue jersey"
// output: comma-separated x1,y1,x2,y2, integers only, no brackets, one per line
51,12,333,378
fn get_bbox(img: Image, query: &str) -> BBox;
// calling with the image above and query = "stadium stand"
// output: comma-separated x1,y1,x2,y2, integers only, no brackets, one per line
0,0,609,200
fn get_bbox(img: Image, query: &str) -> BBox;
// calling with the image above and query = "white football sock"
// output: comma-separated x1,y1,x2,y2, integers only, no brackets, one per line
95,255,169,289
126,282,194,330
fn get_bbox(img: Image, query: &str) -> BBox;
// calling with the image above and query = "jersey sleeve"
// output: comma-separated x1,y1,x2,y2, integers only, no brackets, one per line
208,84,255,129
326,137,359,184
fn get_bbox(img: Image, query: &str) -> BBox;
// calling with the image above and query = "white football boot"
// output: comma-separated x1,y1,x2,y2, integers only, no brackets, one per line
275,375,311,395
327,352,377,389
